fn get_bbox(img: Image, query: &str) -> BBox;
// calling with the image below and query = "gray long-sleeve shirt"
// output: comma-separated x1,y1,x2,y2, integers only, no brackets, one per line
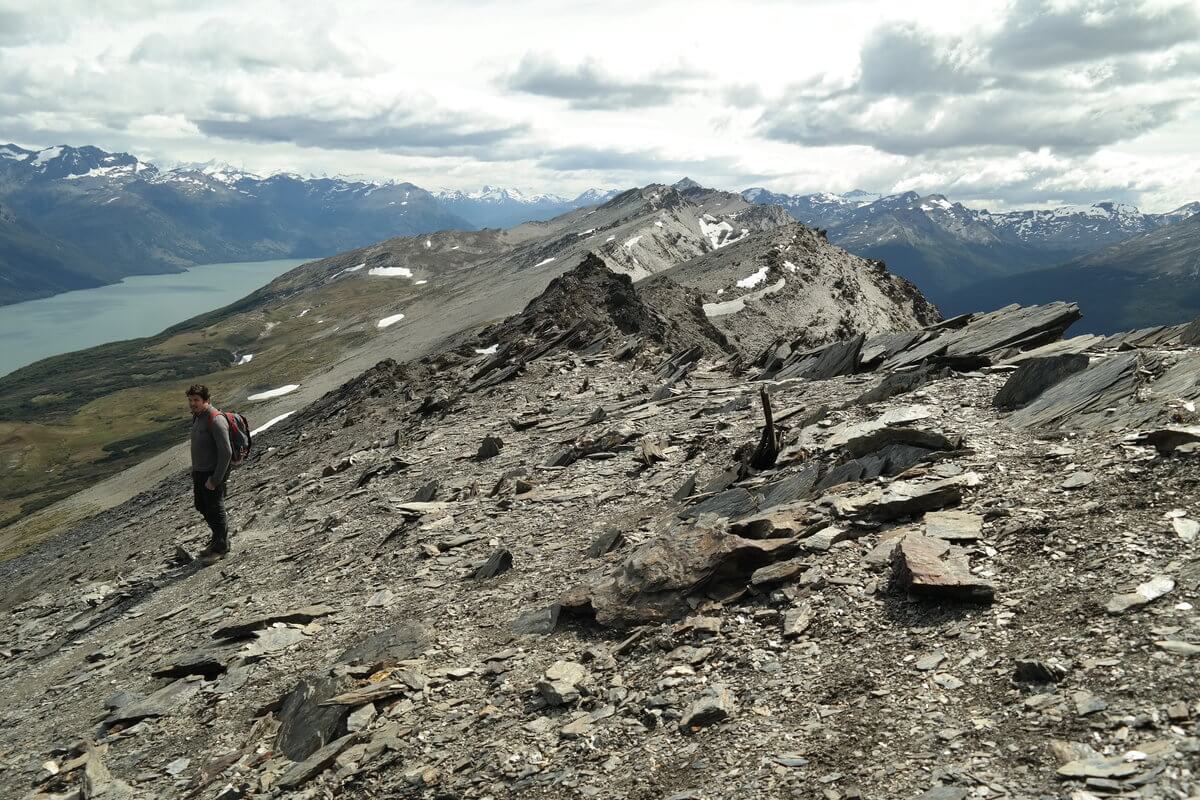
191,406,233,485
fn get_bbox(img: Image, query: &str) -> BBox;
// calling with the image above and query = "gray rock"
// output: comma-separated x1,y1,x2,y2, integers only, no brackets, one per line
1008,353,1139,430
915,788,969,800
890,533,994,603
1014,658,1068,684
682,488,758,520
587,529,625,557
412,479,439,502
104,678,201,727
993,353,1090,410
924,510,983,542
477,435,504,460
337,621,430,669
782,604,813,638
867,476,966,520
1105,575,1173,614
511,604,561,635
750,558,808,587
151,645,236,680
276,672,354,761
212,604,336,640
1060,471,1095,489
276,734,358,789
537,660,589,705
679,686,735,732
473,548,513,579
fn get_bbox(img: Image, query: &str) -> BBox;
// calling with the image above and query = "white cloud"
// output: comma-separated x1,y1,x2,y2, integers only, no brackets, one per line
0,0,1195,210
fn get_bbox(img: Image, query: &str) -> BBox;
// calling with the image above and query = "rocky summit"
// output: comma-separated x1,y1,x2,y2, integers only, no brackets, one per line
2,244,1200,800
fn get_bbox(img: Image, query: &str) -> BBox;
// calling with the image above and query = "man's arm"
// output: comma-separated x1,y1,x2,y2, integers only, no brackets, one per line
211,413,233,486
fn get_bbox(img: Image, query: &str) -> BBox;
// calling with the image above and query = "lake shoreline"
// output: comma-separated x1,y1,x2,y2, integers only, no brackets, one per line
0,257,317,378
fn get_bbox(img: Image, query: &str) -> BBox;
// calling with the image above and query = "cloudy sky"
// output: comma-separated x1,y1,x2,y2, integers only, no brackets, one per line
2,0,1198,211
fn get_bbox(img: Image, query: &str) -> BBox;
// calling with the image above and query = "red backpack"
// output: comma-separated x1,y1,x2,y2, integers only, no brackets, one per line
208,409,253,467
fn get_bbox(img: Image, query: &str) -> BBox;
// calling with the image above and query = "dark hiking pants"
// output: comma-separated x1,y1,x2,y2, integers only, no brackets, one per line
192,470,229,552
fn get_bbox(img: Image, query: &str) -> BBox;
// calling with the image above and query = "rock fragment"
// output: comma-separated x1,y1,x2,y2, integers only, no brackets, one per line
679,686,734,732
1105,575,1174,614
537,660,589,705
923,510,983,542
890,533,994,603
473,548,513,579
1060,471,1095,489
477,435,504,460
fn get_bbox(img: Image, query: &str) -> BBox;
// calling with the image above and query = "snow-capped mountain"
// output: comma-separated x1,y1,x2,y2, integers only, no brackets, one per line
0,143,155,185
435,185,620,229
944,210,1200,334
742,187,1199,304
0,144,473,305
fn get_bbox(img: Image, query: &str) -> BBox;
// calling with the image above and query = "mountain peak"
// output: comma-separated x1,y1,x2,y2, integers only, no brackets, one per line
673,177,702,191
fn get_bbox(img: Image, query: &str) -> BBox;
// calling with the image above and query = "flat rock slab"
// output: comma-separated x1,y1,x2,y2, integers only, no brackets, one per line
151,644,238,680
277,734,358,790
759,463,819,509
1056,757,1141,781
337,622,431,669
864,474,974,520
1007,353,1139,430
510,604,561,635
104,678,200,727
839,426,960,458
1127,426,1200,455
993,353,1090,410
212,604,335,640
1105,575,1174,614
1060,471,1095,489
890,533,994,603
782,604,813,638
823,405,933,450
750,558,808,587
682,487,759,520
804,526,862,551
1155,640,1200,656
924,510,983,542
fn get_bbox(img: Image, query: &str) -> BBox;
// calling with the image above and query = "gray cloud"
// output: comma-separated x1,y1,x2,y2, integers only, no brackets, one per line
761,91,1183,156
0,9,36,46
757,0,1199,156
989,0,1200,69
506,54,697,109
194,110,527,154
130,16,372,75
856,24,985,95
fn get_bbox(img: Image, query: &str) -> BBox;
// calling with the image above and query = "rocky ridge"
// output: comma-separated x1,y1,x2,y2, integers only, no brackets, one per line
1,258,1199,799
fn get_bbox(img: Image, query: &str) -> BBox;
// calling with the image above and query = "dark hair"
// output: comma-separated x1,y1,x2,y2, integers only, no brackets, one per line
185,384,210,401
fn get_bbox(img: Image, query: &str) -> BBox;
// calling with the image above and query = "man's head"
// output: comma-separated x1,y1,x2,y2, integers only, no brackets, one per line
186,384,210,415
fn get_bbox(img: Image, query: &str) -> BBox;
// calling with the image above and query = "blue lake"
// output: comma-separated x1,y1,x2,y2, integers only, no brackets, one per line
0,258,312,377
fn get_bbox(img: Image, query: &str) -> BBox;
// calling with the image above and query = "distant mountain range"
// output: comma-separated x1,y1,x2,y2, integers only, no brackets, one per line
0,143,616,305
434,185,620,229
943,212,1200,334
4,141,1199,334
742,187,1200,308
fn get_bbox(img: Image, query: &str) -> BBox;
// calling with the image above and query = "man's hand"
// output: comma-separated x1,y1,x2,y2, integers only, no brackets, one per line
205,478,217,491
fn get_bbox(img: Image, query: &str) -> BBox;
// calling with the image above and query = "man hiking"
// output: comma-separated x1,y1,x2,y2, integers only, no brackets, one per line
187,384,233,563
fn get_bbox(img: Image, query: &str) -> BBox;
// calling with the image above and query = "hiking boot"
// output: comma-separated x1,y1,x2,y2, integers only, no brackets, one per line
196,543,229,564
196,550,224,566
